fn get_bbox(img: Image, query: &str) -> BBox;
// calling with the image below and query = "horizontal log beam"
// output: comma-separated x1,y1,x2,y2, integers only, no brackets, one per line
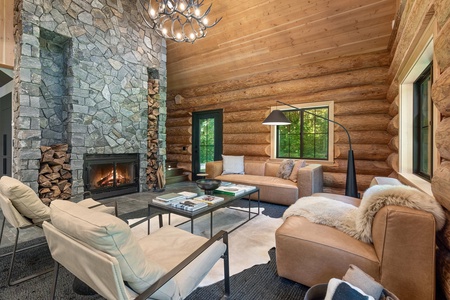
322,159,392,176
334,114,391,131
335,144,392,161
223,133,270,144
334,99,390,115
335,131,392,145
168,68,389,110
223,109,267,123
223,144,270,157
224,122,270,134
170,52,390,98
323,172,374,191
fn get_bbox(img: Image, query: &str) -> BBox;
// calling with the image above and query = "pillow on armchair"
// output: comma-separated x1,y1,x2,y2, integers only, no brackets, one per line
0,176,50,223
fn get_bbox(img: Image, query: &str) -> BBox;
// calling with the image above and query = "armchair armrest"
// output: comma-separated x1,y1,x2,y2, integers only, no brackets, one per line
206,161,223,179
135,230,230,300
297,164,323,197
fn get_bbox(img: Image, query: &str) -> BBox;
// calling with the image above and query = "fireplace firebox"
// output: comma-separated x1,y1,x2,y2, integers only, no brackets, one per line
83,154,139,199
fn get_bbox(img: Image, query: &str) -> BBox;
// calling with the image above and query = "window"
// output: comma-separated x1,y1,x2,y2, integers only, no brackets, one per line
275,105,330,160
398,21,440,195
413,63,433,180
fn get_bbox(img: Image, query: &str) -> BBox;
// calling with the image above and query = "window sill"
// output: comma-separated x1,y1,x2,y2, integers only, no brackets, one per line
398,172,433,197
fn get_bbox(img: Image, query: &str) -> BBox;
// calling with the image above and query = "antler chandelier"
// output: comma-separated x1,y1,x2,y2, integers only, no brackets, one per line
139,0,222,43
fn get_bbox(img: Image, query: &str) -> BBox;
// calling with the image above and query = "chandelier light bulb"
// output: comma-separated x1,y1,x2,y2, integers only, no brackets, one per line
139,0,222,43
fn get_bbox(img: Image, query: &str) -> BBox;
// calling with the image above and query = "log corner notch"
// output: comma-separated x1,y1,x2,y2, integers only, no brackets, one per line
38,144,72,204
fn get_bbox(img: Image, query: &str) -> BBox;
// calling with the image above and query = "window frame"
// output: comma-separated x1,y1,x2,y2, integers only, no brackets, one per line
398,19,440,196
412,63,433,181
269,101,334,163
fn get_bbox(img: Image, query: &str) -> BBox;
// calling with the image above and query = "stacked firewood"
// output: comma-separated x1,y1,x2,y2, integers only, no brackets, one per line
147,78,160,187
38,144,72,204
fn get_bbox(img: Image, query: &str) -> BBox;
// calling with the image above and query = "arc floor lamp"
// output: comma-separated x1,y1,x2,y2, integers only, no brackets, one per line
263,100,359,198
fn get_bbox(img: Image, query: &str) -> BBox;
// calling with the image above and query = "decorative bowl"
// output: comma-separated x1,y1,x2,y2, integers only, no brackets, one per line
196,179,221,195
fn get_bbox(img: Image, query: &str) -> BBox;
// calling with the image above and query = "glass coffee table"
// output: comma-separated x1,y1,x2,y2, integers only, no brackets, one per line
147,186,260,238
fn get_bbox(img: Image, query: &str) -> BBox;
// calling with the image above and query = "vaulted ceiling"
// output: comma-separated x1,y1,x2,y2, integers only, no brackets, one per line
167,0,399,94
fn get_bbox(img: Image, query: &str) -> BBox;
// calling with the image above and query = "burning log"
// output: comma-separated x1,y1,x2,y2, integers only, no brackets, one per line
38,143,72,202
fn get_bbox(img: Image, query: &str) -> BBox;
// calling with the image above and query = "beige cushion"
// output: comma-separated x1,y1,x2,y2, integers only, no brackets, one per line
289,159,307,182
77,198,116,215
50,200,170,294
277,159,295,179
0,176,50,223
222,155,245,175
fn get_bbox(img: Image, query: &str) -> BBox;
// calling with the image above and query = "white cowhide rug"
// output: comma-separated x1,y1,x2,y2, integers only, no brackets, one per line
128,207,283,286
283,184,445,243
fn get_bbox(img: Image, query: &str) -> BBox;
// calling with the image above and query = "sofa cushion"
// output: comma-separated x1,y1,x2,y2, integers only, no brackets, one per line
277,159,295,179
50,200,170,294
0,176,50,223
222,155,245,175
265,161,281,177
289,160,307,182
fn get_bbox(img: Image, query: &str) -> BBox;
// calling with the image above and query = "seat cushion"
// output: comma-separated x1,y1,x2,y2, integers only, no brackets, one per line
50,200,170,294
0,176,50,223
140,226,226,299
276,215,380,287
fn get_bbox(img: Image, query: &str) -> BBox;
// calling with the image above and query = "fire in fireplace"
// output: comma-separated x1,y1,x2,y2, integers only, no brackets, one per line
83,154,139,199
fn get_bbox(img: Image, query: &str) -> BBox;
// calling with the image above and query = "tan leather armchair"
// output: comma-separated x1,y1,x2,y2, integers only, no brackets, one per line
276,191,438,300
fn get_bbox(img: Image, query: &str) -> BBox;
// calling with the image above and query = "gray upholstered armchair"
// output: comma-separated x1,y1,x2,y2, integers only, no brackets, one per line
43,200,230,299
0,175,115,285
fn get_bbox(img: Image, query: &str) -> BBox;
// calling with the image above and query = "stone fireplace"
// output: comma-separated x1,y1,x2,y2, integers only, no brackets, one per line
83,153,139,199
12,0,167,199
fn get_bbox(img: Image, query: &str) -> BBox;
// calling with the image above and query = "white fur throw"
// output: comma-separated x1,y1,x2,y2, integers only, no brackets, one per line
283,184,446,243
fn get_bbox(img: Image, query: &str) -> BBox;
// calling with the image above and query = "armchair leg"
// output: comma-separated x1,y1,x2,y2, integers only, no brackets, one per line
222,231,230,299
50,261,60,300
0,224,52,285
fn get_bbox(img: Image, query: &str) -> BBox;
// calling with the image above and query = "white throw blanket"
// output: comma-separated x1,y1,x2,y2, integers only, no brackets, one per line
283,184,446,243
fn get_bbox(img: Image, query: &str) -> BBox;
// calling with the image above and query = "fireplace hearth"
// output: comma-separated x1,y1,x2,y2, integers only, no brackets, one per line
84,154,139,199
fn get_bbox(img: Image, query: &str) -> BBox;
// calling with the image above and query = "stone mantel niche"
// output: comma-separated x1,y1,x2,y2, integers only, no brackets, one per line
13,0,167,198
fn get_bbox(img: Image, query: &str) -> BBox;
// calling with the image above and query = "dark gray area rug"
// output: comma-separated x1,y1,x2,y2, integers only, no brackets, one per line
186,248,309,300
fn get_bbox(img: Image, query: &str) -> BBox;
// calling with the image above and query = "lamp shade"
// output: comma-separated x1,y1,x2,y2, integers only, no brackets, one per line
262,110,291,125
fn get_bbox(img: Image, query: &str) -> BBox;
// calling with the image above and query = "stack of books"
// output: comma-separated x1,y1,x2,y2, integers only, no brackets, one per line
215,184,256,196
193,195,224,205
172,200,208,211
153,193,187,206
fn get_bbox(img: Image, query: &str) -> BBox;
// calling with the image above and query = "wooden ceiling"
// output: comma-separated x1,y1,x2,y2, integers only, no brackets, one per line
167,0,398,94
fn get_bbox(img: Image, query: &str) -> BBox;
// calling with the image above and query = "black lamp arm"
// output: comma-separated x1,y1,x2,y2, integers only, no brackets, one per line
275,100,352,151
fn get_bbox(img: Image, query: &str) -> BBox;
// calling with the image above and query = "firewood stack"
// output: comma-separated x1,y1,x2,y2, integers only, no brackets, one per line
38,144,72,204
147,78,161,188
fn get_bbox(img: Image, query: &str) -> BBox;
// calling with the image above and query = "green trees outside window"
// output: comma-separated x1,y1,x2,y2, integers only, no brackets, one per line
277,107,329,159
199,118,215,172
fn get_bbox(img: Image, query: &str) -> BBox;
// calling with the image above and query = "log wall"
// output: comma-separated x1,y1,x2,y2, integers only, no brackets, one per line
166,51,393,195
431,1,450,299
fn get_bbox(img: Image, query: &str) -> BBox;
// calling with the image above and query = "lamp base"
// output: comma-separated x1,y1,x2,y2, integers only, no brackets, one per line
345,149,358,198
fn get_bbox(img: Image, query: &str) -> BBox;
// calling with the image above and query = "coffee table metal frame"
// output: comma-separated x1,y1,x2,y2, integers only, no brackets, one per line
147,187,260,238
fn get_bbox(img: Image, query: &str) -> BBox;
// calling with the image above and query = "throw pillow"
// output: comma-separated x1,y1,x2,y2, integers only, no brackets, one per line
276,159,295,179
222,155,245,175
342,265,384,300
0,176,51,223
50,200,172,294
288,160,307,182
325,278,374,300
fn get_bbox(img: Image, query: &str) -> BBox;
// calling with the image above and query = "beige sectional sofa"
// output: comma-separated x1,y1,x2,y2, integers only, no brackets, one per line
205,160,323,205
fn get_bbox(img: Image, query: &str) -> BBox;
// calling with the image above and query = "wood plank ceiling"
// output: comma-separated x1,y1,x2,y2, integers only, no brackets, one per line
167,0,398,95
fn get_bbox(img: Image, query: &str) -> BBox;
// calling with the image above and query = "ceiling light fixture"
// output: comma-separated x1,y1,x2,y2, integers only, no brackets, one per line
138,0,222,43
